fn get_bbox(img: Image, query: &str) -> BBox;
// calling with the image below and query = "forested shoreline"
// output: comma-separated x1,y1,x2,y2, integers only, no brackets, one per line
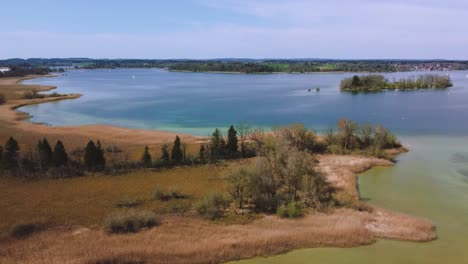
2,58,468,74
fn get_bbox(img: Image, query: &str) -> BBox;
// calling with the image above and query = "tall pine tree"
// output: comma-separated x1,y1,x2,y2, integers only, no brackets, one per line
4,137,19,169
37,138,53,168
160,144,170,164
210,128,225,160
199,144,206,163
96,141,106,169
52,140,68,167
84,140,97,170
225,125,239,158
171,136,183,164
141,146,152,167
84,140,105,171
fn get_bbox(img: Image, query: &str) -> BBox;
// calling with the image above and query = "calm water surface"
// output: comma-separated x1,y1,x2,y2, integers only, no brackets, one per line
21,69,468,136
21,69,468,263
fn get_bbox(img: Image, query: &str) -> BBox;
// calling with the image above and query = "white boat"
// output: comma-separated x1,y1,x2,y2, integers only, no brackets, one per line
132,74,135,79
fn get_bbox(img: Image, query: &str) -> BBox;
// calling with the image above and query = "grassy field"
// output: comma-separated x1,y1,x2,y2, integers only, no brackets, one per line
0,163,237,233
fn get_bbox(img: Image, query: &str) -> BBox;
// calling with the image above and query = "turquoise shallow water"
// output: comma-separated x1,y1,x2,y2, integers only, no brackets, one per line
236,135,468,264
21,69,468,263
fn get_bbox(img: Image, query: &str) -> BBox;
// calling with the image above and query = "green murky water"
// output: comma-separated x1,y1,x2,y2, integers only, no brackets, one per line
236,136,468,263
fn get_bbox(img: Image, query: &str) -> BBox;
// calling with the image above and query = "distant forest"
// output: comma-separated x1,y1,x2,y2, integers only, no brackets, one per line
1,58,468,75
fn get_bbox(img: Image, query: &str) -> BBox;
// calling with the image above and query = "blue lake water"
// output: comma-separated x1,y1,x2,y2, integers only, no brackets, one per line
21,69,468,263
21,69,468,136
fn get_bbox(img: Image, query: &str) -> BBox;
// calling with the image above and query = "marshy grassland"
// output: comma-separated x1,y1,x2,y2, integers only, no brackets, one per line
0,75,436,263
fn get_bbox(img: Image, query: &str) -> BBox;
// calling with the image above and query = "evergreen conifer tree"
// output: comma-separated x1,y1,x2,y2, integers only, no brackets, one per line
171,136,183,164
96,141,106,169
161,144,170,164
142,146,152,167
4,137,19,169
37,138,53,168
199,144,206,163
226,125,239,158
84,140,97,170
52,140,68,167
210,128,225,160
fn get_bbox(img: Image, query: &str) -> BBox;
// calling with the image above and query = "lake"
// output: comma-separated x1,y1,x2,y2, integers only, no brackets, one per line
21,69,468,263
21,69,468,136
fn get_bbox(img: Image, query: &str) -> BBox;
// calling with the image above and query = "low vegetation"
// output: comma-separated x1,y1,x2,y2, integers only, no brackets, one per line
153,187,190,201
114,198,143,208
10,222,42,238
103,210,159,234
196,192,230,220
340,74,453,92
23,89,45,99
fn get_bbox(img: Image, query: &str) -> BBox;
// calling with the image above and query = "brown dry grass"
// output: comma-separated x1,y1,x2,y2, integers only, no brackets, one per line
0,210,375,264
0,164,229,231
0,155,436,264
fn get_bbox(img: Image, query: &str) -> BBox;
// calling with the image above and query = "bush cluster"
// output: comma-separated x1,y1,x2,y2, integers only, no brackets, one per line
196,192,230,220
277,202,304,218
104,210,159,234
153,188,189,201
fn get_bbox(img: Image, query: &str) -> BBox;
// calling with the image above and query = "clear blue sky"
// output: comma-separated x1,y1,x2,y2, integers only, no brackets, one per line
2,0,467,59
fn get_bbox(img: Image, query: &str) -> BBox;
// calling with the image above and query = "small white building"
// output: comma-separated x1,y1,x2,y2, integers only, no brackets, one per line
0,67,11,73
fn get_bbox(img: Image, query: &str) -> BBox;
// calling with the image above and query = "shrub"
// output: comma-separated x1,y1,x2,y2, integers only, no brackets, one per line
49,92,61,97
23,90,45,99
327,144,343,154
10,223,41,238
0,93,6,105
45,165,84,179
162,200,193,214
276,202,304,218
114,198,143,208
153,187,189,201
104,210,159,234
276,204,288,218
196,192,230,220
287,201,304,218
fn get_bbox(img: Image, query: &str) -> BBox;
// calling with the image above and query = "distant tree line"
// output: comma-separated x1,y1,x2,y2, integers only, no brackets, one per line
0,65,50,78
168,61,468,73
2,58,468,73
340,74,453,92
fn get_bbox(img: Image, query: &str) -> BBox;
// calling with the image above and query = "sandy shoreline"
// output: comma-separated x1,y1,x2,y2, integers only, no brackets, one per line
0,75,197,146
